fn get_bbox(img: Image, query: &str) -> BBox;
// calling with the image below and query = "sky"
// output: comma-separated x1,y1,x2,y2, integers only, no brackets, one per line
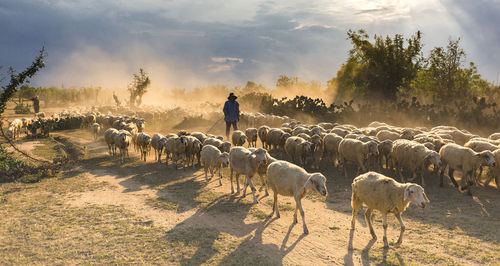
1,0,499,90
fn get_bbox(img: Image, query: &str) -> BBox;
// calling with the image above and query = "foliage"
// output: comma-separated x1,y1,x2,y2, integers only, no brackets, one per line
276,75,298,88
408,38,492,103
128,68,150,107
14,85,103,107
0,146,25,174
14,103,31,114
0,47,45,116
336,29,423,100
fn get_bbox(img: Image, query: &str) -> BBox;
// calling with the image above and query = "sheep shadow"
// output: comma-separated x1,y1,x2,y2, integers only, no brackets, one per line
162,194,283,265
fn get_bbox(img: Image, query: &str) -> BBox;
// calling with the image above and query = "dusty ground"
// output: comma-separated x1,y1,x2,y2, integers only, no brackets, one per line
1,119,500,265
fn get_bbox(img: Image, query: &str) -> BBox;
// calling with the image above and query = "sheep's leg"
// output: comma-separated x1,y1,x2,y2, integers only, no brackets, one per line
270,190,280,218
259,173,269,196
382,213,389,248
204,165,209,181
439,163,447,187
236,173,241,194
242,176,249,197
246,176,259,203
295,197,308,234
395,213,405,246
408,171,417,181
364,208,376,239
420,170,426,187
350,197,361,230
230,168,234,193
218,167,223,186
448,168,459,188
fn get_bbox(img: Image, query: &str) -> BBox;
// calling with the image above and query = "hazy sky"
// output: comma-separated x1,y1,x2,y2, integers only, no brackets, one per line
1,0,499,90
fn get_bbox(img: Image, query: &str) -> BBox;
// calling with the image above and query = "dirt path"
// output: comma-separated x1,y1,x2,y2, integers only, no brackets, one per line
61,130,500,265
5,140,47,161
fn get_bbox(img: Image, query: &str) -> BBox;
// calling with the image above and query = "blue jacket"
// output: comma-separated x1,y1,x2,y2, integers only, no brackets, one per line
223,100,240,122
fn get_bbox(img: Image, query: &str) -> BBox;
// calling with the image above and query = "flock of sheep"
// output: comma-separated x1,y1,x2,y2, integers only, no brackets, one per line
5,107,499,247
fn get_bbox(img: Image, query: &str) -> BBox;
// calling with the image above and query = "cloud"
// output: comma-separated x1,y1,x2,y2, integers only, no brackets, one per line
1,0,499,90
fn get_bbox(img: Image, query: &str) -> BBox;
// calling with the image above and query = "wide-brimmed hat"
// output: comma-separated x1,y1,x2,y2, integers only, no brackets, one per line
228,92,237,100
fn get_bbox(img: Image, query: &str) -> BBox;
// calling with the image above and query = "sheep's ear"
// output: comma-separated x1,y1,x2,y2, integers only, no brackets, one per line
423,191,430,203
403,186,410,201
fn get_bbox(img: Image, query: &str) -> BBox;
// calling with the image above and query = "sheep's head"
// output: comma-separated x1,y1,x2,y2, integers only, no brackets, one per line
400,129,414,140
365,141,379,156
219,152,230,168
477,151,496,167
6,128,13,138
239,135,247,144
404,184,429,208
305,173,327,196
424,152,441,168
220,142,231,153
250,148,268,165
300,142,312,154
179,136,188,146
280,133,291,146
216,136,224,141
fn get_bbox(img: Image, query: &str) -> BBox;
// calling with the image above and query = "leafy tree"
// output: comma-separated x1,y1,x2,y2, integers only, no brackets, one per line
0,48,46,116
336,29,423,100
276,75,298,88
409,38,491,103
128,68,150,107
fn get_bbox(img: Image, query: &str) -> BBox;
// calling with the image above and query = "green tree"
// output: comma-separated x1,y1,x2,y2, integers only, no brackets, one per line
128,68,150,107
276,75,298,88
409,38,491,103
336,29,423,100
0,48,46,116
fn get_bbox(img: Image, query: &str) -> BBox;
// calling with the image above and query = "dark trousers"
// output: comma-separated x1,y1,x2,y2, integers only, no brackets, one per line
226,121,238,138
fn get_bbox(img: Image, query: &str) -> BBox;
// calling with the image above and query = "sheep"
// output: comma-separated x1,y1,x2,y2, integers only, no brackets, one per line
136,132,152,162
284,136,312,167
200,145,230,185
266,128,285,151
151,133,165,162
104,128,119,156
229,147,268,203
190,132,207,144
114,130,132,163
258,125,270,149
245,128,258,148
296,132,311,141
92,123,100,140
6,119,22,140
164,136,188,169
267,160,327,234
351,172,429,247
185,135,202,167
488,133,500,140
309,134,323,169
323,133,343,167
439,143,496,195
232,130,247,146
338,139,379,177
248,148,277,196
391,140,441,186
485,149,500,188
377,139,393,170
464,140,499,183
376,130,400,141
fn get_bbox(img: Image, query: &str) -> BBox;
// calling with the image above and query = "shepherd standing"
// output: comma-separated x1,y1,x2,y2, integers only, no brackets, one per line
223,92,240,140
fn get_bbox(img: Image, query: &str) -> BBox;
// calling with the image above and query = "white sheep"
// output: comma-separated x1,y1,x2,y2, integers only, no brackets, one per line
258,125,270,149
136,132,152,161
104,128,119,156
464,139,499,183
151,133,165,162
248,148,277,197
6,119,22,140
323,133,343,167
266,128,285,151
200,145,230,185
391,139,441,186
351,172,429,247
267,160,327,234
377,139,393,170
190,132,207,144
376,130,400,141
338,138,379,177
229,147,268,203
114,130,132,163
164,136,188,169
92,123,100,140
245,128,258,148
284,136,312,167
439,143,496,195
232,130,247,146
185,135,202,167
485,149,500,188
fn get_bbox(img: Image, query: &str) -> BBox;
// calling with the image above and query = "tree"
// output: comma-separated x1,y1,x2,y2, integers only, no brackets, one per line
409,38,491,103
0,48,46,116
276,75,298,88
128,68,150,107
335,29,423,100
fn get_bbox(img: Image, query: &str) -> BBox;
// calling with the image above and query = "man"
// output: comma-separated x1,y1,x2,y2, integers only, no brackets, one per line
223,92,240,139
32,95,40,113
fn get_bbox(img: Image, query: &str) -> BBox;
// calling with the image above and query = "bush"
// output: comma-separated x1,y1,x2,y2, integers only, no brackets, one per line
14,103,31,114
0,146,26,182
